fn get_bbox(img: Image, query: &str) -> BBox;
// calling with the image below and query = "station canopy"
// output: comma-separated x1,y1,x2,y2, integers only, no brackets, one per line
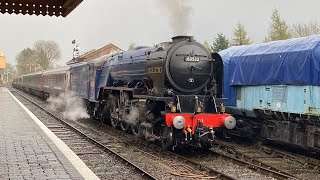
0,0,83,17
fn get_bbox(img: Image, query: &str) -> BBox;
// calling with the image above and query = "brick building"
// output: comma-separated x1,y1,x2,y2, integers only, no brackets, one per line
66,43,122,65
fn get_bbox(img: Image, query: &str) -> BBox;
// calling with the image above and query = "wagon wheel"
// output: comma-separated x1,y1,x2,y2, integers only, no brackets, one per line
129,104,142,137
110,113,119,128
119,92,130,132
119,118,129,131
160,126,173,150
109,95,119,128
86,102,94,120
131,123,141,138
99,105,110,125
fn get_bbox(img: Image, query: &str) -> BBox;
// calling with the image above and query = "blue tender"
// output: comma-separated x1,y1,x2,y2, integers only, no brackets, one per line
101,47,151,87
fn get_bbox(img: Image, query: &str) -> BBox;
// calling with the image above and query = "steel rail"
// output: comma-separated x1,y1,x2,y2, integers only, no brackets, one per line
13,90,158,180
212,140,320,180
96,123,238,180
259,145,320,170
12,88,236,179
209,146,298,180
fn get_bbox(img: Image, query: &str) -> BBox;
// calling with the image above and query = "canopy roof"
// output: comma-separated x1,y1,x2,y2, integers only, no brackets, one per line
0,0,83,17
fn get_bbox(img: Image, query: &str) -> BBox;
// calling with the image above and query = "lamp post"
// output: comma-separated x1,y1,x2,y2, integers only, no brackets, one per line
72,39,80,60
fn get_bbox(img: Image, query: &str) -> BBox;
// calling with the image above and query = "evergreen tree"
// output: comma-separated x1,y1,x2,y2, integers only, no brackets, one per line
265,9,291,41
205,33,229,52
231,23,252,45
213,33,230,52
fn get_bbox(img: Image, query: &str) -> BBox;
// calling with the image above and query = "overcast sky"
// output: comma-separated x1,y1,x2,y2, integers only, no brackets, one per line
1,0,320,65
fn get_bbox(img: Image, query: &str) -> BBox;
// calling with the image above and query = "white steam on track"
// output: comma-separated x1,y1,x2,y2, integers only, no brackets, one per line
157,0,192,35
47,92,89,121
124,106,140,125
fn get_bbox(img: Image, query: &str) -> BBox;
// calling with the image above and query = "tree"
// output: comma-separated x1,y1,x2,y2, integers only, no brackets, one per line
204,41,213,52
290,21,320,38
204,33,230,52
16,48,36,75
0,63,15,83
128,43,136,50
231,23,252,45
208,33,230,52
34,40,61,70
265,9,291,41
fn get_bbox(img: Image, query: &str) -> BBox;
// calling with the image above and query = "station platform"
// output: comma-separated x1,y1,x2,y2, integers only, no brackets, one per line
0,87,98,179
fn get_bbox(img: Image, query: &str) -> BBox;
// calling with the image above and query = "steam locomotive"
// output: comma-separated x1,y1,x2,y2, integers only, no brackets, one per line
13,36,236,150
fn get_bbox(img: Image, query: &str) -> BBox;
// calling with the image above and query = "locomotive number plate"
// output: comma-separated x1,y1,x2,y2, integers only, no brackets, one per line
148,67,162,74
185,56,200,62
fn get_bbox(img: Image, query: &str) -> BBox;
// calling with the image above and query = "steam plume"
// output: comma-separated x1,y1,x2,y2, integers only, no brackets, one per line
47,92,89,121
124,106,139,125
157,0,192,35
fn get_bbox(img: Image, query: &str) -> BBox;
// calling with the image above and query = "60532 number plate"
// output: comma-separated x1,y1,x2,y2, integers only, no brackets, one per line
185,56,200,62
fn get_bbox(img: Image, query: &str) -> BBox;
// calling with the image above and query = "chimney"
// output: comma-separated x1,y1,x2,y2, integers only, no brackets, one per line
171,36,194,43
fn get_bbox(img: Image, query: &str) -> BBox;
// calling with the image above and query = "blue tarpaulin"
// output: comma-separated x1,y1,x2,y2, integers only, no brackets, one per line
219,46,242,106
219,35,320,106
221,35,320,86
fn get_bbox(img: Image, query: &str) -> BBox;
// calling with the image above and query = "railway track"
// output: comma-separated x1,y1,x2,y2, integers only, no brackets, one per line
185,148,296,180
212,140,320,180
13,87,320,179
259,145,320,171
91,122,277,179
12,89,157,180
64,109,282,180
11,88,237,180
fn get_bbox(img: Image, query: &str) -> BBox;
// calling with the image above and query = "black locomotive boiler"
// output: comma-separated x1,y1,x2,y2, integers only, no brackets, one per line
97,36,236,149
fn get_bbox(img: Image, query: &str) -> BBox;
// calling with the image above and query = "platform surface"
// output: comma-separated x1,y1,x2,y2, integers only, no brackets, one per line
0,87,98,179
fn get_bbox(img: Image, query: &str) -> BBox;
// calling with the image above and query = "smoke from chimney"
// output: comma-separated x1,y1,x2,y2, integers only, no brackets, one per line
157,0,192,35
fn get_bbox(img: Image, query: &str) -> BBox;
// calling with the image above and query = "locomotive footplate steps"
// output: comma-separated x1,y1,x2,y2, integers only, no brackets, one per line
0,87,98,179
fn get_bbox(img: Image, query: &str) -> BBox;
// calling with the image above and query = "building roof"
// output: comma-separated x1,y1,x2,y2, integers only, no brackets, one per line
82,44,122,61
66,43,122,65
0,0,83,17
